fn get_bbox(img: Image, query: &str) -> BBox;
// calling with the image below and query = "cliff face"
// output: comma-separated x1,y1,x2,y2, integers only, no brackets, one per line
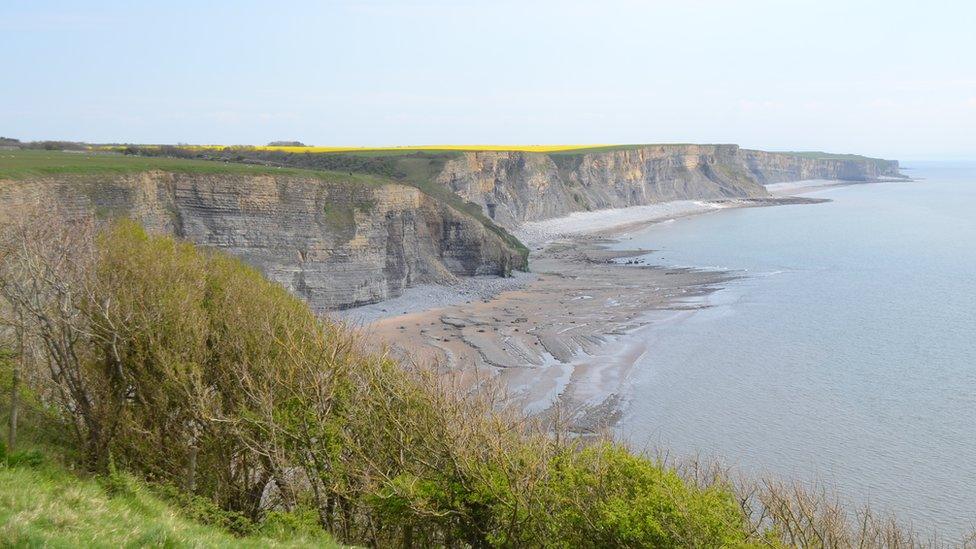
0,171,526,312
740,150,904,184
434,145,904,228
436,145,767,228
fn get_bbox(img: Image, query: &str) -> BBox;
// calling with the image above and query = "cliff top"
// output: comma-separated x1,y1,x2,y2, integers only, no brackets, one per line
96,144,636,154
87,144,899,163
0,150,391,185
772,150,893,162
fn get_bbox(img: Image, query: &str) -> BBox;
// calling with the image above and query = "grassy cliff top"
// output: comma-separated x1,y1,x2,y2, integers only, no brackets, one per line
773,150,892,162
0,150,389,185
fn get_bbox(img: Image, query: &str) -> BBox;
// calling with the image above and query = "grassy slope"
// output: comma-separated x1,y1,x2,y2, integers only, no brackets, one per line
0,464,341,548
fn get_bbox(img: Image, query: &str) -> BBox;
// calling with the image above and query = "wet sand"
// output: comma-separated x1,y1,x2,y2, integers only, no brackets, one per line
360,239,734,432
349,196,824,431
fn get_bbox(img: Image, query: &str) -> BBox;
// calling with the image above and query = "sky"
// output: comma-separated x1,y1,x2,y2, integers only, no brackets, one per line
2,0,974,160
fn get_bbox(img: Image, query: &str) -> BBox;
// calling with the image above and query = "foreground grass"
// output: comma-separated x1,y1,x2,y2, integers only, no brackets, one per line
0,463,342,548
0,150,387,186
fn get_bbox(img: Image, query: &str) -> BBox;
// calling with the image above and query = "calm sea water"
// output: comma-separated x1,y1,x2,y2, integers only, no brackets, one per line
616,162,976,538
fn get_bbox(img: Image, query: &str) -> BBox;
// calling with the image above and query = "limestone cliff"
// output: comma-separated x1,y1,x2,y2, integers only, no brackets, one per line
0,171,527,312
739,150,905,184
434,145,904,228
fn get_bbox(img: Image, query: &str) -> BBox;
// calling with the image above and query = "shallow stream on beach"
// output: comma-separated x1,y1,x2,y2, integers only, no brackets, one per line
614,162,976,538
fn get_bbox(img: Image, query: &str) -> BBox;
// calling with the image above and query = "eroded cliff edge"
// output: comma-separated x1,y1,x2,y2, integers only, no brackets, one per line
149,144,905,231
739,149,904,184
0,170,526,312
435,145,905,228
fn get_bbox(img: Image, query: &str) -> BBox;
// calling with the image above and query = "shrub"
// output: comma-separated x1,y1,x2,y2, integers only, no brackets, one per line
258,509,329,540
536,444,747,547
0,215,352,517
153,483,257,536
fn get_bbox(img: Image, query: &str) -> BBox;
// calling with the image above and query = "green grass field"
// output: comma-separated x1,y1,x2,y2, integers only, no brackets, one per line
0,150,388,186
0,463,342,548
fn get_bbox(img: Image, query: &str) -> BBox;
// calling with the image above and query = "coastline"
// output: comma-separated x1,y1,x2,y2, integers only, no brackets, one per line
339,193,834,430
594,168,976,539
765,176,914,196
338,184,871,430
514,196,828,247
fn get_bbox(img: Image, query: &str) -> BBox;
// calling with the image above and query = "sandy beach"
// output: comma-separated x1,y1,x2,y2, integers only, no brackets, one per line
338,195,827,431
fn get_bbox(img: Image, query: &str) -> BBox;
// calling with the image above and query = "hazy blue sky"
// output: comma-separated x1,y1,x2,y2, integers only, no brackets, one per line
2,0,974,159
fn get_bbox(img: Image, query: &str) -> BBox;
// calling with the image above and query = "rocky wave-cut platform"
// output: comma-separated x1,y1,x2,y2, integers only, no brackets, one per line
358,193,838,431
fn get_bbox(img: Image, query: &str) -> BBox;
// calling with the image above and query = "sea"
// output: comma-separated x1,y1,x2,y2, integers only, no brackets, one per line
614,161,976,539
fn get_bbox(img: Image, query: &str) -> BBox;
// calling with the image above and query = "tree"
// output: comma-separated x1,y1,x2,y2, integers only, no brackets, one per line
0,211,117,468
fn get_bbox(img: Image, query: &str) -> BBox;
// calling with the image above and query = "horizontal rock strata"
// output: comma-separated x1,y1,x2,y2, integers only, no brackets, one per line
0,171,526,311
